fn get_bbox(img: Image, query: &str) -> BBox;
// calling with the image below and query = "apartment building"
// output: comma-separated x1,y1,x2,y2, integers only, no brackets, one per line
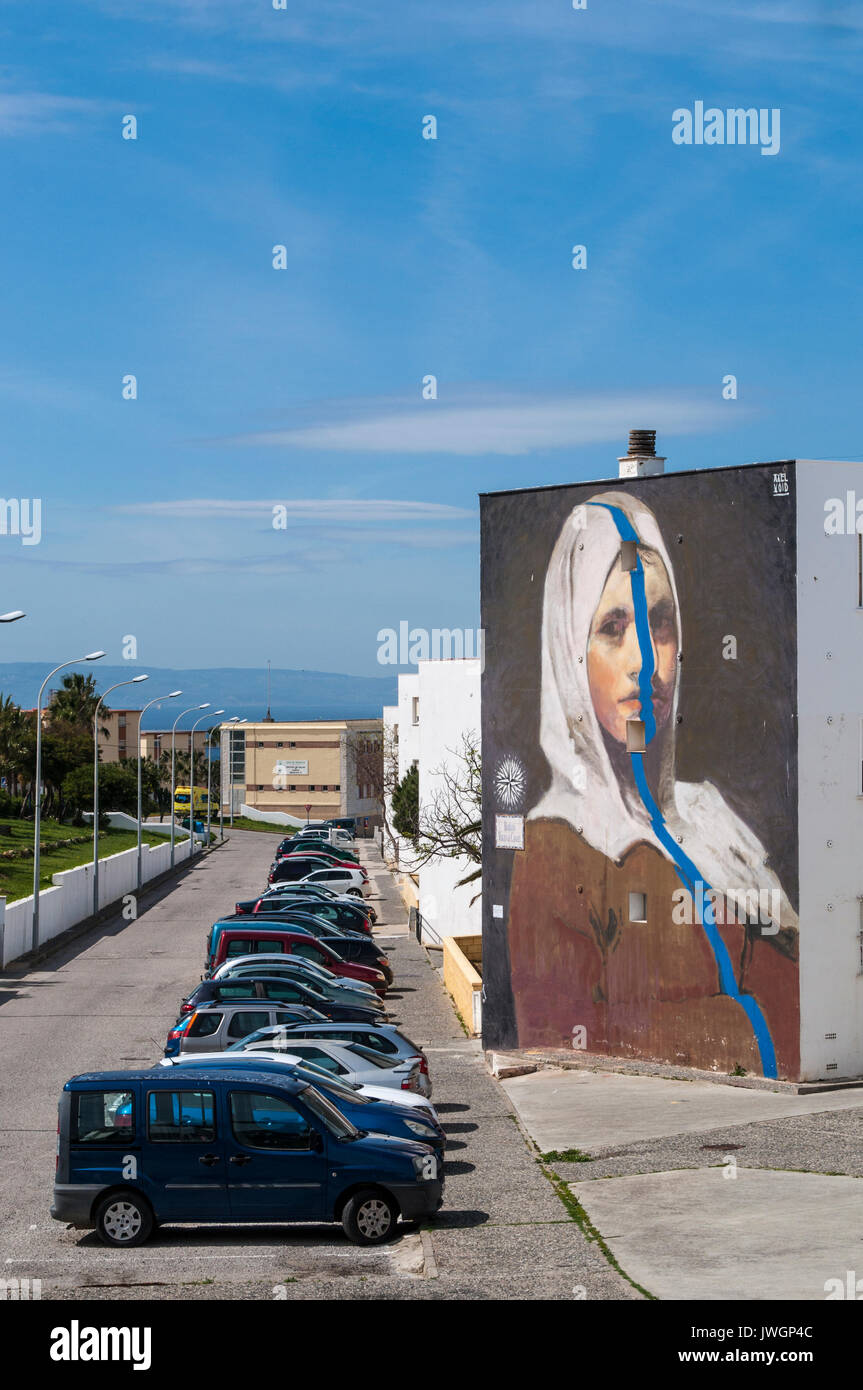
220,718,382,828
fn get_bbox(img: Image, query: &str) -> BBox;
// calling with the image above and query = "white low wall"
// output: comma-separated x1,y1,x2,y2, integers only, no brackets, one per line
84,811,207,843
239,803,305,828
0,833,197,969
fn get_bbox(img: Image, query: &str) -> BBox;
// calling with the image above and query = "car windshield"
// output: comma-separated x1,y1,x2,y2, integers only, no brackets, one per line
298,1084,359,1140
226,1027,282,1051
295,1066,369,1101
348,1044,401,1069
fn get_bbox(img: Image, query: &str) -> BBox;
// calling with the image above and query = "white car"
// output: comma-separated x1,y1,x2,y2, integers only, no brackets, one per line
158,1047,438,1122
300,865,371,899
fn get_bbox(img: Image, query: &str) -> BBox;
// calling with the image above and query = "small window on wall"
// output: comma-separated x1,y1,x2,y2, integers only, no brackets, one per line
621,540,637,572
629,892,647,923
412,697,419,725
626,719,646,753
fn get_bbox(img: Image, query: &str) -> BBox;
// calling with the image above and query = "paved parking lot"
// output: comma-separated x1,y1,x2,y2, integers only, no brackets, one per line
0,831,640,1301
502,1059,863,1300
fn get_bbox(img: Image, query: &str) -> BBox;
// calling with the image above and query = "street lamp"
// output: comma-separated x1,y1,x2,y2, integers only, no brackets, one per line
93,675,148,916
202,711,226,847
189,709,222,859
0,611,25,623
170,703,209,868
218,717,241,842
31,651,106,952
135,690,181,891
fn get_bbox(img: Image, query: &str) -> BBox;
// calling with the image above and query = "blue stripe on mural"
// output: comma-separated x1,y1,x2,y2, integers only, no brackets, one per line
588,501,778,1079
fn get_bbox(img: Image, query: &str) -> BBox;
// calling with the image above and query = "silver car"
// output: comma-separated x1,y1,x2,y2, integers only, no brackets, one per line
239,1034,426,1095
212,953,381,1007
159,1049,438,1123
167,1002,324,1056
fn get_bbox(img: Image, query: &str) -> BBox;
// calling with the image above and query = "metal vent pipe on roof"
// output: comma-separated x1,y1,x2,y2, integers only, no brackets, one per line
618,428,666,478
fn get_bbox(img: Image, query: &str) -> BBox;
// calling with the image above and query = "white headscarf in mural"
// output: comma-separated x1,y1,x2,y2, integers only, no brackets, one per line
530,489,797,931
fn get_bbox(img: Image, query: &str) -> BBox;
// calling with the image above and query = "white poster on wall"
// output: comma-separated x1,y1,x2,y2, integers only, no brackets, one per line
274,759,309,775
495,814,525,850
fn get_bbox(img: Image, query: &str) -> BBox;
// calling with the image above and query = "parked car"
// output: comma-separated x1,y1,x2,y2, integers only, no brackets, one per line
214,952,379,1000
52,1067,443,1246
256,898,374,936
165,1001,327,1056
155,1054,444,1152
232,1021,432,1097
278,837,360,865
207,928,388,992
269,859,370,897
213,915,392,982
235,895,373,936
180,976,385,1023
241,884,376,924
215,963,382,1015
274,844,361,869
234,1036,428,1097
157,1048,435,1117
204,917,312,973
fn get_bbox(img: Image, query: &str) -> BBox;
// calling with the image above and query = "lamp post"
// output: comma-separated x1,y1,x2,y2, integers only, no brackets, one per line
93,675,148,916
189,709,221,860
31,650,106,952
171,703,209,868
0,611,25,623
136,690,181,892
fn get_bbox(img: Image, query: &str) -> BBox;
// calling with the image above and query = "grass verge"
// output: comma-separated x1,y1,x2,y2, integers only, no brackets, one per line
0,820,183,902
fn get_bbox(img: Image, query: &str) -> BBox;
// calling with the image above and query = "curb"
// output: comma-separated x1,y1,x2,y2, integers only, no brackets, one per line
483,1047,863,1095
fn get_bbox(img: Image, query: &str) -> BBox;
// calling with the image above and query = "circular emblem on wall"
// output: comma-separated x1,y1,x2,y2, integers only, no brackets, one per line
495,755,525,810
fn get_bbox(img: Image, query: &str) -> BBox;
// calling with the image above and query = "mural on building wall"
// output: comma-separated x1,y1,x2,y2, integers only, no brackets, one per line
482,468,800,1078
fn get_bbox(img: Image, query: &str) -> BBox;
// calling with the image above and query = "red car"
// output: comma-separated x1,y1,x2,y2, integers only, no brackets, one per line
208,928,387,996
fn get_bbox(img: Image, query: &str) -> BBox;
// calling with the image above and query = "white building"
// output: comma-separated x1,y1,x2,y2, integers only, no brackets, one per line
383,662,481,943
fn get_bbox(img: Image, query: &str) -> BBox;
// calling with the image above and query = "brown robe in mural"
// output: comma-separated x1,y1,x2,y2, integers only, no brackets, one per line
508,818,800,1077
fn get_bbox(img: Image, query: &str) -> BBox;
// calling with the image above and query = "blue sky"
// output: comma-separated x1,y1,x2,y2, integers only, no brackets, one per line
0,0,860,681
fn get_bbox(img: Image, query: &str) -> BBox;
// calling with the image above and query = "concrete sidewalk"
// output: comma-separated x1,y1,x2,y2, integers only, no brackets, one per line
501,1064,863,1300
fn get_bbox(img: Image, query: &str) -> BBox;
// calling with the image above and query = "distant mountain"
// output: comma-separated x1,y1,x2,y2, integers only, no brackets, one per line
0,664,397,722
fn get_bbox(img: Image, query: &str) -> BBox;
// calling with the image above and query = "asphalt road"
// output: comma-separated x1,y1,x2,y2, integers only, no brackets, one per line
0,831,640,1301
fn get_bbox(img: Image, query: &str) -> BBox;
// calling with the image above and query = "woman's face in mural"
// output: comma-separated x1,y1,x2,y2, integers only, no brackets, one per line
587,548,678,744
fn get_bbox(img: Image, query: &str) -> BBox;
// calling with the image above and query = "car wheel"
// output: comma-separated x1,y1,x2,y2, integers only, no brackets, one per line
347,888,362,897
341,1188,398,1246
94,1193,154,1248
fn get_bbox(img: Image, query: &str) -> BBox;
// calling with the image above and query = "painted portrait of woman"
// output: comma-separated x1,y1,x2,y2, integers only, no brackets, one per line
506,490,799,1077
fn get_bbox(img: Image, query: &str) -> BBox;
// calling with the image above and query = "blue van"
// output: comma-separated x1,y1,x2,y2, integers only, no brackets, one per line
158,1055,446,1154
52,1067,443,1247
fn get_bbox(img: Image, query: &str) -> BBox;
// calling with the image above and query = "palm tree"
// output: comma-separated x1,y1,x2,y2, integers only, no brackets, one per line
49,672,105,730
0,695,32,803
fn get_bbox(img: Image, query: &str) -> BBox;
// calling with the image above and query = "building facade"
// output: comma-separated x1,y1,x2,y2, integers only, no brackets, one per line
480,450,863,1083
138,729,209,764
384,662,481,943
219,719,382,828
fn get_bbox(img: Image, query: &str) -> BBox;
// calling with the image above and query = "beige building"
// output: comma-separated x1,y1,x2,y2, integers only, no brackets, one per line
96,709,140,763
138,729,210,764
221,719,382,828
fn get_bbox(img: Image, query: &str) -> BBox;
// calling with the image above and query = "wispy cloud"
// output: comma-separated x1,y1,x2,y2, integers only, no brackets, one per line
110,498,474,521
222,392,738,458
18,554,311,578
0,91,108,136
